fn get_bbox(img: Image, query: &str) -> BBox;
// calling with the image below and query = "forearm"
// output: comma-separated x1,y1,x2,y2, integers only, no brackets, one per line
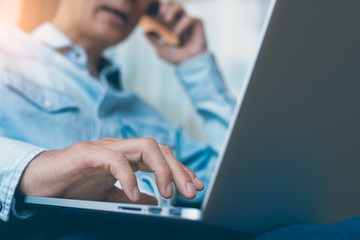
0,137,45,222
18,149,85,198
176,52,236,152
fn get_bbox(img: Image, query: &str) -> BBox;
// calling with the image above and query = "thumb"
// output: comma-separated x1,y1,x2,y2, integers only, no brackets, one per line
145,32,182,64
145,32,174,53
146,32,165,49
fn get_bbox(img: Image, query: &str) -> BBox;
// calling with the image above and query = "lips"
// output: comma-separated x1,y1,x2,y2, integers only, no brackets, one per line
101,6,129,23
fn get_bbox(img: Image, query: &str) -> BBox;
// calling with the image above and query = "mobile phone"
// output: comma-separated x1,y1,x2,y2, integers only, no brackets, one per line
138,3,183,46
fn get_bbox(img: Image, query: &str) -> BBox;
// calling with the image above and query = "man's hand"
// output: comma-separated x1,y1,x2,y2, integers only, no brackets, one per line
146,2,207,65
19,138,204,205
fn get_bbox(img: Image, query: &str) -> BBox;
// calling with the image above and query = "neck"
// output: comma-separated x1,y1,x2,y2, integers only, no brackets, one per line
52,15,106,78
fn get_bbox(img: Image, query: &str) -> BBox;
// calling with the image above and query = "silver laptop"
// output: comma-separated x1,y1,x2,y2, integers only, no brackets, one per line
24,0,360,233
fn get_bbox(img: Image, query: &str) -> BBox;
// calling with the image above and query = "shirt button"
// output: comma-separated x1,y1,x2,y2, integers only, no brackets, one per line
44,101,52,108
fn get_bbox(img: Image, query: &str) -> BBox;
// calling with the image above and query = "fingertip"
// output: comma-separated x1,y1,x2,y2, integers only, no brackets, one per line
186,182,197,199
133,186,141,202
173,28,182,37
146,32,161,46
165,14,173,23
160,183,174,199
194,177,205,191
183,166,204,191
145,32,155,40
159,3,167,15
166,182,174,197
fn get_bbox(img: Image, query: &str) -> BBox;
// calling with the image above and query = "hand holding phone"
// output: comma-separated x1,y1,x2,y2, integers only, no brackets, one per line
138,2,182,46
139,2,207,64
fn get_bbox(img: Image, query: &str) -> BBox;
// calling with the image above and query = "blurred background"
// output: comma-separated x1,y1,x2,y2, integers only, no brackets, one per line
0,0,271,140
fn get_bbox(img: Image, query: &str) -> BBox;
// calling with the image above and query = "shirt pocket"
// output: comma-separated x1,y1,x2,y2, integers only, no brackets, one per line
3,69,78,113
1,69,81,149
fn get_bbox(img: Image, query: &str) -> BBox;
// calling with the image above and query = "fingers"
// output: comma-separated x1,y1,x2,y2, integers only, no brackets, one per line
183,165,205,191
146,32,165,48
81,138,204,202
101,138,174,199
158,2,197,38
145,32,181,60
159,2,185,23
173,16,199,37
107,153,141,202
159,145,204,199
158,2,201,37
76,142,140,202
146,1,207,64
136,139,174,199
114,138,204,199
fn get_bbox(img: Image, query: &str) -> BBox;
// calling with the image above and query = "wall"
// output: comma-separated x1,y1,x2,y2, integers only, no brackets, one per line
0,0,23,26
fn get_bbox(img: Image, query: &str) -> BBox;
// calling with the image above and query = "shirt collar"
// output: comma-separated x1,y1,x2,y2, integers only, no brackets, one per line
31,22,123,90
32,22,73,50
32,22,90,69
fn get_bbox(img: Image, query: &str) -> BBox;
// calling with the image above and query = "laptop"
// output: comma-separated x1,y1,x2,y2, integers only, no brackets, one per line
24,0,360,233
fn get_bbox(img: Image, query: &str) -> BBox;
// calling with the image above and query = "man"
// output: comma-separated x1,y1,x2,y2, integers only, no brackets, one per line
0,0,234,231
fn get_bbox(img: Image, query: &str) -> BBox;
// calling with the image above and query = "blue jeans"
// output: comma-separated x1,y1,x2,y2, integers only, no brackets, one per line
1,213,255,240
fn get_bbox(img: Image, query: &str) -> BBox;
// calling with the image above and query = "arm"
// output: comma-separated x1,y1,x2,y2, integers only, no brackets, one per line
146,2,236,152
176,52,235,152
0,137,204,223
0,137,45,222
20,138,203,207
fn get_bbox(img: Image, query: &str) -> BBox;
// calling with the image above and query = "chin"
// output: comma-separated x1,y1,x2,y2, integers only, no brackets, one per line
97,24,131,47
94,29,128,47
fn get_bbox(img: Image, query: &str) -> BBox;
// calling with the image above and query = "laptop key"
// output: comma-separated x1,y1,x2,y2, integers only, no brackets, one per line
169,208,182,216
149,207,162,214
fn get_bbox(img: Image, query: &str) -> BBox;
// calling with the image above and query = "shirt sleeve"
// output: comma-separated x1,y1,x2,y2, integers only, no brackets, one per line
0,137,45,222
176,52,236,153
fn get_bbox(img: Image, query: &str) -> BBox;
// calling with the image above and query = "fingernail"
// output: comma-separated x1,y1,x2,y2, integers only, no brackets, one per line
133,186,140,201
186,182,196,196
166,183,173,197
195,177,203,188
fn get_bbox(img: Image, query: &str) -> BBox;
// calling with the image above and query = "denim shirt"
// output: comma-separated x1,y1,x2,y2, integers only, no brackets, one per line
0,23,235,222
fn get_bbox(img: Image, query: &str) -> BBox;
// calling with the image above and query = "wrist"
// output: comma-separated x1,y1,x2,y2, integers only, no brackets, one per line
19,149,77,197
181,49,207,65
176,51,213,71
